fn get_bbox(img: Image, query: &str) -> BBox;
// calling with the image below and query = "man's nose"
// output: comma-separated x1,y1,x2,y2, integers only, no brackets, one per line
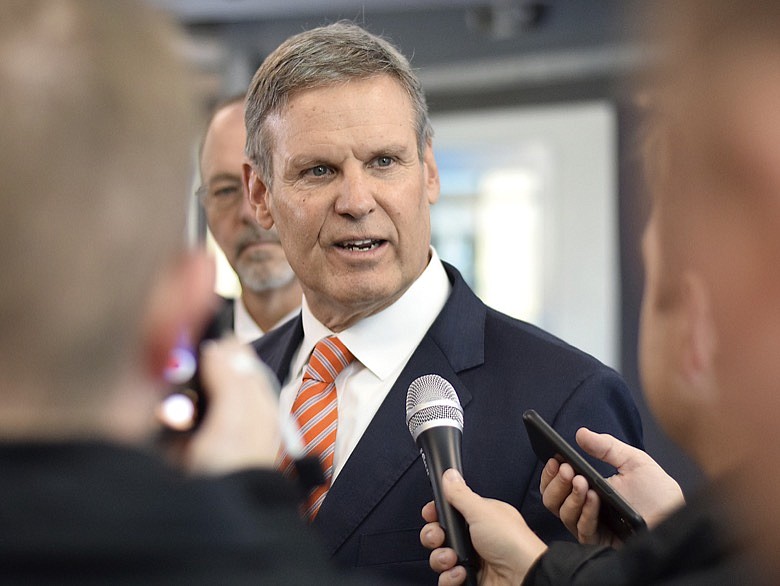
334,166,376,219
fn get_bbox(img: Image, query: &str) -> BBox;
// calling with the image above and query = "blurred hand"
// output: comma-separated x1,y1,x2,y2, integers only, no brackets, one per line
420,469,547,586
540,427,685,546
182,337,280,475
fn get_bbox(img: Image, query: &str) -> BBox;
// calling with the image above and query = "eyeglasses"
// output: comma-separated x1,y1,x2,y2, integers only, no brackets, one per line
196,178,244,212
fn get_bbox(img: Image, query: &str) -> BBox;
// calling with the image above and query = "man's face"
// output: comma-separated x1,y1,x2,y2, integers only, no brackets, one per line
200,102,295,293
638,51,780,455
637,129,729,450
249,75,440,328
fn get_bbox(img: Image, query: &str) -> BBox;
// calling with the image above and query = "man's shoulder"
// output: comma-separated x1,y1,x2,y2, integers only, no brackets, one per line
252,315,299,353
0,441,360,585
477,305,623,393
438,261,616,379
530,488,760,586
485,306,602,363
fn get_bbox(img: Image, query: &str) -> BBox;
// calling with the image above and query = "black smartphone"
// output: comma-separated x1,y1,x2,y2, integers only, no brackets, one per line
522,409,647,540
158,336,206,432
158,308,233,433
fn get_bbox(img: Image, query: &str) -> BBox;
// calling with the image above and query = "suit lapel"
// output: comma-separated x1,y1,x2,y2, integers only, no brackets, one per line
313,264,485,556
251,315,303,386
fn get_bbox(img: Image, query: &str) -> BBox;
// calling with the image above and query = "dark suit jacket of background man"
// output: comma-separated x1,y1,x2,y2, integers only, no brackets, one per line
253,261,644,585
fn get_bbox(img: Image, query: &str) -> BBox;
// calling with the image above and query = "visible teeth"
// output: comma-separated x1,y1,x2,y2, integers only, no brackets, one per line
341,239,380,251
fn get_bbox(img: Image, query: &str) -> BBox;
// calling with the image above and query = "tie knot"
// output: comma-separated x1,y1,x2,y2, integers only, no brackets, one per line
303,336,354,384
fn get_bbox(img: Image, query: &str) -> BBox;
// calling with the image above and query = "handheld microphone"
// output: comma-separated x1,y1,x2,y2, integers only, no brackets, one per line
406,374,478,586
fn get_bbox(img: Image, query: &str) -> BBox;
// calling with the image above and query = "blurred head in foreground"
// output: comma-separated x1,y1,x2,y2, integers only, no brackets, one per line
0,0,213,441
637,0,780,559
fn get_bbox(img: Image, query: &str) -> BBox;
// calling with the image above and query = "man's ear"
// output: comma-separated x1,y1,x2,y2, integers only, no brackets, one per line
141,250,217,381
679,271,718,395
243,162,274,229
423,140,440,206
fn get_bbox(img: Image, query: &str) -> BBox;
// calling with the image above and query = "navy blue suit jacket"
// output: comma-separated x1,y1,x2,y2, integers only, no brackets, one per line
253,262,643,584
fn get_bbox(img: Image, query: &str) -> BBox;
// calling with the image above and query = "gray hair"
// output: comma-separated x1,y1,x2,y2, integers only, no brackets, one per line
244,21,433,185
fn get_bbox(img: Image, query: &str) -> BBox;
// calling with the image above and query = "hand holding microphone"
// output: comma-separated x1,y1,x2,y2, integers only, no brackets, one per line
421,468,549,586
406,374,478,586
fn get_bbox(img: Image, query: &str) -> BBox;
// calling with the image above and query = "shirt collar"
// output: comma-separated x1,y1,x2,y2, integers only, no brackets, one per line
296,248,451,380
233,295,264,343
233,295,300,343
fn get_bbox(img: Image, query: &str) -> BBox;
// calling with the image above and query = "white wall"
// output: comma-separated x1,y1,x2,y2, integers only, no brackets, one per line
431,101,619,367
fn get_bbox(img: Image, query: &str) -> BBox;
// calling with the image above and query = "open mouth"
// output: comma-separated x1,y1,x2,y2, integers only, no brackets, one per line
337,238,384,252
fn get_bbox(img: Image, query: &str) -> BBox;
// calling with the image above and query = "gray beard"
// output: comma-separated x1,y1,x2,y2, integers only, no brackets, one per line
236,260,297,294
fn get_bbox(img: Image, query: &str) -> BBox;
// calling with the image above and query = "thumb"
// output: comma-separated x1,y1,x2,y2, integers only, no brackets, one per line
575,427,637,471
441,468,482,522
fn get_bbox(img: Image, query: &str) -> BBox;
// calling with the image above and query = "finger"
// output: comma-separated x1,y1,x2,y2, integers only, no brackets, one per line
422,500,439,523
439,565,467,586
539,457,560,493
439,468,478,520
200,338,276,401
429,547,459,573
421,522,447,549
198,338,279,434
556,474,588,536
576,489,603,545
540,461,575,517
187,338,280,474
558,462,576,480
575,428,639,470
441,468,505,532
571,473,590,494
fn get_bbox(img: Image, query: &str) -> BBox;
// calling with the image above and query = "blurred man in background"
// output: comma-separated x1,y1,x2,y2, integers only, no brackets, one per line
198,95,301,342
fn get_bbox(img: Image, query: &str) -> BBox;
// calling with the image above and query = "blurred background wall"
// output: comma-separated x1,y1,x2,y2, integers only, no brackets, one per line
154,0,701,494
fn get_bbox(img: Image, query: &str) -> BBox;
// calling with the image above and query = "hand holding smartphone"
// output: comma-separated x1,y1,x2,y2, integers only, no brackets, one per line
158,308,233,433
522,409,647,541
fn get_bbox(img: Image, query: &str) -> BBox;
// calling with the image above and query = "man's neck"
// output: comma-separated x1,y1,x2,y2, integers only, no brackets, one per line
0,374,155,444
690,411,751,480
302,249,439,333
241,280,302,333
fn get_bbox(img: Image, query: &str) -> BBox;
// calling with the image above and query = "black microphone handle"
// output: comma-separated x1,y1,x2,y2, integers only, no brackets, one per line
418,426,479,586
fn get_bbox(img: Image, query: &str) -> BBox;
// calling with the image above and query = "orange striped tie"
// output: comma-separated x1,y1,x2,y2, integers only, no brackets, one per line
278,336,354,521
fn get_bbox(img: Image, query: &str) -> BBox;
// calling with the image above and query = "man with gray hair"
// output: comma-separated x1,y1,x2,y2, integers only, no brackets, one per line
198,94,301,342
245,21,644,584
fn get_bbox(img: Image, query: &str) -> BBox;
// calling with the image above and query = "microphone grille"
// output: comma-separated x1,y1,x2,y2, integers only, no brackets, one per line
405,374,463,440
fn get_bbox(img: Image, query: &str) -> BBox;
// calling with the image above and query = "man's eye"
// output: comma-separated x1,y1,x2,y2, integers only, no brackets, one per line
375,156,394,167
308,165,330,177
213,185,239,198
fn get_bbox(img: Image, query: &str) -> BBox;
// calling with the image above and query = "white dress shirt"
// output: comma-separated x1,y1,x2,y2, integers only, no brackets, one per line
233,296,264,343
278,248,451,481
